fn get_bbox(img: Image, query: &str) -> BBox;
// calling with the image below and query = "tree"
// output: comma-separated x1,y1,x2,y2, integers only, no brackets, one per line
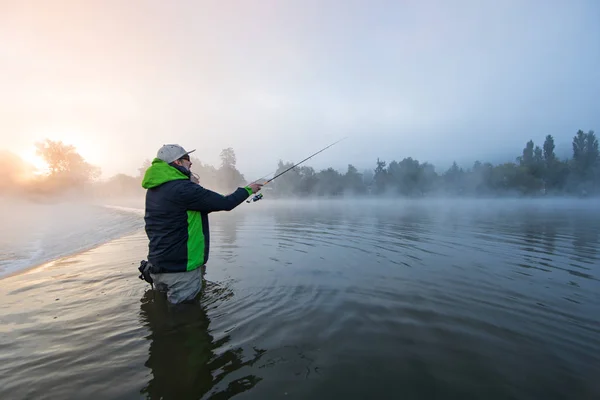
585,130,599,170
271,160,302,196
35,139,101,184
467,161,494,195
572,130,587,175
531,145,544,179
297,166,319,195
519,140,535,167
513,139,544,193
220,147,237,169
543,135,556,164
444,161,465,194
190,156,219,189
388,157,423,196
419,162,438,195
128,126,596,199
583,130,599,194
344,164,366,195
542,135,557,191
373,158,387,194
217,148,245,191
314,167,344,196
569,130,599,194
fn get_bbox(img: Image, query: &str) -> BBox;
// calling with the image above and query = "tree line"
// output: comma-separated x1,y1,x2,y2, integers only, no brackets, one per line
1,139,101,198
267,130,599,198
0,140,248,200
2,129,598,201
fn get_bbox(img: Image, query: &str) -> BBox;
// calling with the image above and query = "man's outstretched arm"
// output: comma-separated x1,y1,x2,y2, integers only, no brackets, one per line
179,181,261,212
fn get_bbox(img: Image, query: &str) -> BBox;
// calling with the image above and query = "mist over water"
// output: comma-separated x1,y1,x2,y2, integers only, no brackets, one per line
1,197,599,399
0,197,144,277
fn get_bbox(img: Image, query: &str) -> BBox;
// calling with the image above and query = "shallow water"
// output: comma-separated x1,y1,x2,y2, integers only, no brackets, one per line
1,198,599,399
0,199,144,277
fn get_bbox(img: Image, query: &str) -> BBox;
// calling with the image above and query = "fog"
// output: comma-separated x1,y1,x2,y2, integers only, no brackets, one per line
1,182,598,280
0,196,144,278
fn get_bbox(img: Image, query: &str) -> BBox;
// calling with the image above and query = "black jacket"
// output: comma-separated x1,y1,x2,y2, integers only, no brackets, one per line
141,158,251,273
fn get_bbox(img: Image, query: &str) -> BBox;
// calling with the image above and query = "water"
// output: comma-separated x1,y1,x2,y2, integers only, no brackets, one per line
0,199,144,277
1,198,599,399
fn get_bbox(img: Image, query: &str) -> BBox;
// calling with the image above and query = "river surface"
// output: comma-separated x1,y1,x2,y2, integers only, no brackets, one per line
0,199,144,277
1,198,599,399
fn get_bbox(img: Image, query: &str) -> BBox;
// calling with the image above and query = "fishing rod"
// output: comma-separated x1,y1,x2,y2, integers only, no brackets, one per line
246,137,347,203
248,137,346,186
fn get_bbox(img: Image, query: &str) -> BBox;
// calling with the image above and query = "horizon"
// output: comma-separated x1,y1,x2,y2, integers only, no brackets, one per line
0,128,590,183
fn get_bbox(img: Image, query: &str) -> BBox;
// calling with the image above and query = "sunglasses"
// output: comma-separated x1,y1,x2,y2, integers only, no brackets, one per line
179,154,190,161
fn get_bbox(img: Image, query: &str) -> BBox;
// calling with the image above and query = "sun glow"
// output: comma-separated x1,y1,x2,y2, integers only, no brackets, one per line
19,148,49,176
14,130,99,179
27,131,99,169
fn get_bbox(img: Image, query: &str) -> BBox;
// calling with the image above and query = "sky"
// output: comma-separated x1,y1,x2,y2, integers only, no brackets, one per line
1,0,599,180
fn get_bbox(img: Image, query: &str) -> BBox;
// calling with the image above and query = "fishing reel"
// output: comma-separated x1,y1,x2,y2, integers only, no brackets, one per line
246,193,264,203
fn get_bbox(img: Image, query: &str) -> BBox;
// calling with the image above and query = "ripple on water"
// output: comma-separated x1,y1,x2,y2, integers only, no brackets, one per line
1,200,600,399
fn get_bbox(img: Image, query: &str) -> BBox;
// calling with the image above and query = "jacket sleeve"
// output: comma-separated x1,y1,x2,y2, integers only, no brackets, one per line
178,181,252,212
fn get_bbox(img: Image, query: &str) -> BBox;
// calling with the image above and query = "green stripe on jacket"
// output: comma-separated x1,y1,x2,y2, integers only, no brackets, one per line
186,210,205,271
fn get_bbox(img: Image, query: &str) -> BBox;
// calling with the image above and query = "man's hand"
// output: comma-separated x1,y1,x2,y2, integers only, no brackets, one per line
190,175,199,184
247,183,263,194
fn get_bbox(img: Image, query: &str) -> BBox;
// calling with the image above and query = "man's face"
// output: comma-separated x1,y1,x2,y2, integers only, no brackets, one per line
174,155,192,171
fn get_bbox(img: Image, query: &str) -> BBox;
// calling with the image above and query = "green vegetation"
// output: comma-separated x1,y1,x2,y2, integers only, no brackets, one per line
2,130,598,200
269,130,599,198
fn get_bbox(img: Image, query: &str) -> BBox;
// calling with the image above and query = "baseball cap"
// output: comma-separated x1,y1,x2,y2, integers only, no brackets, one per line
156,144,196,164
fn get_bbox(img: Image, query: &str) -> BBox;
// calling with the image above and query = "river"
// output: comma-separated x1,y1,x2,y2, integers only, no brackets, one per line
0,198,599,399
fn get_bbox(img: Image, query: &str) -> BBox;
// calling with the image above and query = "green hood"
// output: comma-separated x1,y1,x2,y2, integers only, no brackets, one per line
141,158,189,189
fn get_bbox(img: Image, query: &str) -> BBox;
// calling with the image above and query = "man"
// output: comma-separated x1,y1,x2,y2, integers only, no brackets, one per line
138,144,262,304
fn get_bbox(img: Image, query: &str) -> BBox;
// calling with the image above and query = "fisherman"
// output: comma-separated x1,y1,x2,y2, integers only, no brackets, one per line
138,144,262,304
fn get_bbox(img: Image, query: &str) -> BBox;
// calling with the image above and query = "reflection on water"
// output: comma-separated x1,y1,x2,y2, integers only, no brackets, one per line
139,285,265,399
0,199,599,399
